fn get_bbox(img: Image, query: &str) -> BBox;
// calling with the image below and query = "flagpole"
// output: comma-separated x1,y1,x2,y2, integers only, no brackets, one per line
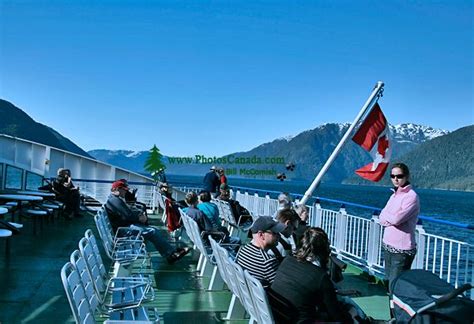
299,81,385,205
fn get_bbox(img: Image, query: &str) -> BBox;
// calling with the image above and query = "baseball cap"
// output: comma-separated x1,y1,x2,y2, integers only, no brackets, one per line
111,180,129,190
250,216,286,234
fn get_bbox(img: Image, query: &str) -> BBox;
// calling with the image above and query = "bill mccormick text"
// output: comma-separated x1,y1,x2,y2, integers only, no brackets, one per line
167,155,285,165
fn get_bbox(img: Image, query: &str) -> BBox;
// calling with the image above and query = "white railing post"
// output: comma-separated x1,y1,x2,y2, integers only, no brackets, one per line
312,200,322,227
335,206,348,253
413,224,426,269
253,193,259,216
264,193,271,216
367,214,383,274
152,185,157,211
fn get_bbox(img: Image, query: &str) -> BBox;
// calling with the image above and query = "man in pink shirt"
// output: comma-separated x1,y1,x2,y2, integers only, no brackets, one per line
379,163,420,292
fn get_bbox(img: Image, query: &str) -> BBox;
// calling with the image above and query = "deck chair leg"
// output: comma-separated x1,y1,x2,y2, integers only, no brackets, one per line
197,253,204,272
225,294,246,320
208,266,224,290
199,258,213,277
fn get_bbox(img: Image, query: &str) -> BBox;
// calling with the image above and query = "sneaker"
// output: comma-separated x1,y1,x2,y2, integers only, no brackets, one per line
166,247,191,264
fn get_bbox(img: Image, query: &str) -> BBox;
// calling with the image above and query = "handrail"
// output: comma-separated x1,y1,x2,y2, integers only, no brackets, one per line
173,183,474,231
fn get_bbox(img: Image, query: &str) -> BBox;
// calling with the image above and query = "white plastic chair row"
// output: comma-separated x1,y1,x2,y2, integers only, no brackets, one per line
94,210,148,267
79,230,154,307
213,199,252,236
61,261,159,324
61,229,158,323
209,236,274,324
179,210,225,290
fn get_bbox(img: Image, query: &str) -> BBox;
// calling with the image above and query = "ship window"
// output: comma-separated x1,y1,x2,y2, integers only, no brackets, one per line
5,165,23,190
26,172,44,191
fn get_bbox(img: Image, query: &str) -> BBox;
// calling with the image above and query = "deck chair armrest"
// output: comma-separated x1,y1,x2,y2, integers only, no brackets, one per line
219,243,240,248
201,231,225,239
108,283,155,311
115,227,142,241
113,239,145,251
236,214,251,225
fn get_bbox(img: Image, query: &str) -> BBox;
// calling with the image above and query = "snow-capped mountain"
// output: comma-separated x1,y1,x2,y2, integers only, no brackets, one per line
389,123,449,142
88,122,451,184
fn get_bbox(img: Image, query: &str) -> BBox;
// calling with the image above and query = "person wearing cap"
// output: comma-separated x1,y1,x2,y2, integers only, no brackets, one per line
105,179,190,264
202,166,220,196
52,168,82,219
235,216,286,287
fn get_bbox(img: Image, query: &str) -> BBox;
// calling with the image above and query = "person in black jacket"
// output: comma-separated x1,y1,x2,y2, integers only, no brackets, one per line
105,179,189,264
52,168,82,219
202,166,220,196
271,227,362,323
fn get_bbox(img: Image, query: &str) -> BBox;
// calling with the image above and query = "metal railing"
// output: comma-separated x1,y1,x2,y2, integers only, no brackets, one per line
229,188,474,298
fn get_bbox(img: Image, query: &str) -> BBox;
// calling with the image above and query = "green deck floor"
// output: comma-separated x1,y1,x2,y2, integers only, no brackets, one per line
0,210,390,323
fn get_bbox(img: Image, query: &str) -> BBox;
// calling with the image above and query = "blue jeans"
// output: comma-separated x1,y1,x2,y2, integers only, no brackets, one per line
384,249,415,293
130,224,174,257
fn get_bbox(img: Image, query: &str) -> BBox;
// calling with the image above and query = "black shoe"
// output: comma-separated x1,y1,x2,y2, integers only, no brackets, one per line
166,247,191,264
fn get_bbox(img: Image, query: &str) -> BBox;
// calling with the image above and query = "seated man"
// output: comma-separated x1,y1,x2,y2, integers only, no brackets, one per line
235,216,285,287
52,168,82,219
218,185,252,226
105,179,189,264
269,208,301,261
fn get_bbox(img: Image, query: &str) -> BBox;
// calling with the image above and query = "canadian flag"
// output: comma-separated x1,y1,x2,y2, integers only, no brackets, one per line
352,103,391,182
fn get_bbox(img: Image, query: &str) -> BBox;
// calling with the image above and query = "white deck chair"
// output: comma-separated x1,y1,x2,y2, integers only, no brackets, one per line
244,270,275,324
209,237,248,320
226,258,258,323
94,213,148,266
185,214,225,290
156,193,167,223
61,261,159,323
78,236,154,307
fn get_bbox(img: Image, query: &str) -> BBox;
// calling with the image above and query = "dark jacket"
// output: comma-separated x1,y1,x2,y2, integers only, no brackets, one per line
105,194,141,231
271,256,351,323
202,171,220,193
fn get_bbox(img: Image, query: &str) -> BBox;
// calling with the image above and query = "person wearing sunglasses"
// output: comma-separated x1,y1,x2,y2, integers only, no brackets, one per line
379,162,420,293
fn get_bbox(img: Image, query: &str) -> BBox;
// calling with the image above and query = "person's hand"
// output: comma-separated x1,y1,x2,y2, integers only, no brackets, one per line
139,213,147,224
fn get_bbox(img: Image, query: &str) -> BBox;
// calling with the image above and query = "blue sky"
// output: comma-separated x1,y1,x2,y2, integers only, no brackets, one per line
0,1,472,156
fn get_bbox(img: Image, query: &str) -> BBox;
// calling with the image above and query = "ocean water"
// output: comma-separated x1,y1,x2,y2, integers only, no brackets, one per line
168,174,474,244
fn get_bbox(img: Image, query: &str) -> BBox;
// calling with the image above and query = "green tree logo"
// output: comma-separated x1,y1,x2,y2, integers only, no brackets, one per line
144,145,166,181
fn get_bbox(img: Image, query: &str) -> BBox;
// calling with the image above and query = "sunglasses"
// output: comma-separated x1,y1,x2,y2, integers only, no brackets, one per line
390,174,405,179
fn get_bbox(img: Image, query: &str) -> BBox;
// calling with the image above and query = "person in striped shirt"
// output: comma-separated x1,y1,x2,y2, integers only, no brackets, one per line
235,216,286,287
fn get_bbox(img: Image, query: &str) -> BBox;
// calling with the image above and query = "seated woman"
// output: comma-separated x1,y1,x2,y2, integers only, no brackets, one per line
197,191,241,246
271,227,365,323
